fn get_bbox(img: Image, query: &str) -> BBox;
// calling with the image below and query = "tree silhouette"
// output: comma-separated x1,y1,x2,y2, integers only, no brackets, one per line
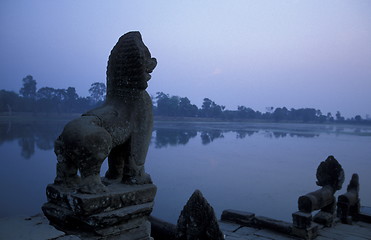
66,87,78,101
336,111,345,121
20,75,37,99
200,98,224,118
89,82,106,103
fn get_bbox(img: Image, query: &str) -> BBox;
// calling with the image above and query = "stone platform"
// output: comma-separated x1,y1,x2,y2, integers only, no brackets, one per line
220,208,371,240
42,181,156,240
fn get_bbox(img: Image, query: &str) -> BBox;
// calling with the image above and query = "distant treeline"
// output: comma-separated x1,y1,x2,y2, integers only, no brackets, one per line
0,75,105,114
153,92,369,124
1,75,370,124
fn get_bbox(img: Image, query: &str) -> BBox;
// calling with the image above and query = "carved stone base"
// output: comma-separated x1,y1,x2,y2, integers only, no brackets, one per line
313,211,335,227
292,211,318,240
292,211,312,229
42,181,156,240
291,224,318,240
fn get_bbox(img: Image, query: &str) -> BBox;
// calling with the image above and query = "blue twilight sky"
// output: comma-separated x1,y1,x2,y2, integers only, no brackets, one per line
1,0,371,117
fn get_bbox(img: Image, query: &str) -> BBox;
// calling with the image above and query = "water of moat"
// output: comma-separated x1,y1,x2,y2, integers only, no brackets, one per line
1,119,371,224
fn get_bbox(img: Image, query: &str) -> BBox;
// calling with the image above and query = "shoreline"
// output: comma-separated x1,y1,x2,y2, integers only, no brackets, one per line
1,113,371,126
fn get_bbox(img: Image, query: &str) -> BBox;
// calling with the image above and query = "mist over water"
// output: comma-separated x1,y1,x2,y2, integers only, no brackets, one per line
0,120,371,223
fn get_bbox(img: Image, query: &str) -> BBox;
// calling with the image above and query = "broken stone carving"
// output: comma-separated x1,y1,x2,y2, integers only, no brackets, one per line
292,156,344,239
337,173,361,224
176,190,224,240
149,190,224,240
42,31,157,240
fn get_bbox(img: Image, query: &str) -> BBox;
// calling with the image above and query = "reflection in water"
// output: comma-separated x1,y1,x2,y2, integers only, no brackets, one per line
236,130,258,139
154,129,197,148
1,120,371,222
272,131,288,138
267,131,319,139
18,137,35,159
200,130,224,145
1,121,371,154
0,121,66,159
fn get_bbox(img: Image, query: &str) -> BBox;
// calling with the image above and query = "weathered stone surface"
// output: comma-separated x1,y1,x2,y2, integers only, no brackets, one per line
317,222,371,240
218,221,242,233
254,216,292,234
298,155,344,214
222,210,294,236
43,182,155,239
56,236,81,240
95,217,150,236
298,186,335,213
84,203,153,228
292,211,312,229
316,155,344,190
149,216,176,240
233,226,259,235
0,214,66,240
313,211,335,227
42,32,157,240
43,201,153,229
337,173,360,224
294,156,344,229
176,190,224,240
53,31,157,194
291,224,318,240
221,209,255,226
46,183,156,215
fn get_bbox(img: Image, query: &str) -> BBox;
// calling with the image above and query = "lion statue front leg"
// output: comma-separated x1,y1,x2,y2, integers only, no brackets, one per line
122,132,152,184
104,123,153,185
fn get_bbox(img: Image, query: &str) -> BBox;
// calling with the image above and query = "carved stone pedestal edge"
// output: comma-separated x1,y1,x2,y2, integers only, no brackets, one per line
42,182,156,240
291,224,319,240
313,211,335,227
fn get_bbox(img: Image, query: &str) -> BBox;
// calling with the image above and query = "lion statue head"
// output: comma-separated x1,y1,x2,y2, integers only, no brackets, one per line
106,31,157,97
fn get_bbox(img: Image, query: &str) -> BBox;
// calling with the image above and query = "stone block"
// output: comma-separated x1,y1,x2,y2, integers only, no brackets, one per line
149,216,176,240
42,201,153,230
254,216,292,234
221,209,255,226
291,223,318,240
46,183,156,216
42,182,156,240
83,202,153,228
313,211,334,227
95,219,151,239
298,186,335,213
292,211,312,229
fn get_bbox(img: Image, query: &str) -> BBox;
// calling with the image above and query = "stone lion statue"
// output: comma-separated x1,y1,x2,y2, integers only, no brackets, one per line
54,32,157,194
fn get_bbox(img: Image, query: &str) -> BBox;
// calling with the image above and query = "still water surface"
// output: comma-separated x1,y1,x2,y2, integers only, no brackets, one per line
0,120,370,224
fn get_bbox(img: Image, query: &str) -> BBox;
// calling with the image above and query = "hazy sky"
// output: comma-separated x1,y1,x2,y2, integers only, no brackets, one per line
1,0,371,117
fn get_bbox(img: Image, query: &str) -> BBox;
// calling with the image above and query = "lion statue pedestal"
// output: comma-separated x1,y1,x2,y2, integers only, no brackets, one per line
42,31,157,240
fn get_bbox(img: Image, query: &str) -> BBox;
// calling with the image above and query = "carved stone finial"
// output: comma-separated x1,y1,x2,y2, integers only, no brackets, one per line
337,173,361,224
294,156,345,233
347,173,359,193
176,190,224,240
316,155,344,191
